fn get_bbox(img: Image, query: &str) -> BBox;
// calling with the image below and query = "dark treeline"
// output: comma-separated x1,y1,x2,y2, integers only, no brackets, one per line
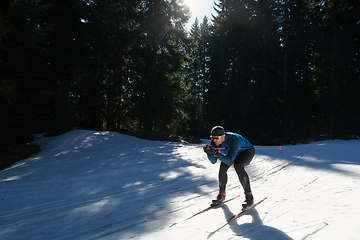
1,0,359,146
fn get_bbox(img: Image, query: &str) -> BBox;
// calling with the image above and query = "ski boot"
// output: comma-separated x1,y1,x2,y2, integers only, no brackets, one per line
242,192,254,210
211,191,226,207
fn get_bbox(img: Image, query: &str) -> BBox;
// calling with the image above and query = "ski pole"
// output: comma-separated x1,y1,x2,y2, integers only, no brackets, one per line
214,146,282,150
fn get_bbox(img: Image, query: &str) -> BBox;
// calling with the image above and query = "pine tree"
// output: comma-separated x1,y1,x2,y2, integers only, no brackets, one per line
185,16,211,136
0,0,50,145
76,0,141,131
134,0,190,132
310,0,360,138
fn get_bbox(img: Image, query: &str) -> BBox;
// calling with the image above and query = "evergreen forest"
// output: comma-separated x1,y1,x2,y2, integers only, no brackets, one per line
1,0,359,146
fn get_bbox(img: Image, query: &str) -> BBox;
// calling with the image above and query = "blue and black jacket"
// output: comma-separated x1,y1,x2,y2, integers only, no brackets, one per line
207,132,252,166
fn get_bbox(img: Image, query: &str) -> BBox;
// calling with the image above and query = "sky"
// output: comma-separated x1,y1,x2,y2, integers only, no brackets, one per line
183,0,219,31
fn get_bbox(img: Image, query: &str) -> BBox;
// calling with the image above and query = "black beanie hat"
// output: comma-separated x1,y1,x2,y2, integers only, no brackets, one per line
211,126,225,136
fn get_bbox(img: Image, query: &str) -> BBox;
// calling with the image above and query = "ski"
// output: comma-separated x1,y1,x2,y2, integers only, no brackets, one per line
208,197,267,236
170,195,241,227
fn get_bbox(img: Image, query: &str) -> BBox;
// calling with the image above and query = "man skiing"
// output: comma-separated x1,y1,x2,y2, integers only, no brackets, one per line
203,126,255,209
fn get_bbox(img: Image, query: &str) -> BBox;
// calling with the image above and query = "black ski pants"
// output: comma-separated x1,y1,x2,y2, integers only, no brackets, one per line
218,146,255,194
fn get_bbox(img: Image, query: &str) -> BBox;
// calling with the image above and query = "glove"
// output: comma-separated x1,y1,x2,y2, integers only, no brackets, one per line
203,145,219,157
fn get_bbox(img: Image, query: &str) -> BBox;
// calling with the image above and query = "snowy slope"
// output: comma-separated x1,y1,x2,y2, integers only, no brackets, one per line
1,130,360,240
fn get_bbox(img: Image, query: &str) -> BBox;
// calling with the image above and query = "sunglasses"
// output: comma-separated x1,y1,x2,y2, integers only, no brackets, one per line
210,136,222,140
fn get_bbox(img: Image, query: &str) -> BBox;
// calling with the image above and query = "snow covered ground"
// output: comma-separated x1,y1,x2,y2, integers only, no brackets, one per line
1,130,360,240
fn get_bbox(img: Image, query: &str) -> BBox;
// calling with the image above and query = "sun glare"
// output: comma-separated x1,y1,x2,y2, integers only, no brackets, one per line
183,0,201,14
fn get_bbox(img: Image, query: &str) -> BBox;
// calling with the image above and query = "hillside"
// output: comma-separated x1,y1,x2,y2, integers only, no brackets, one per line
1,130,359,239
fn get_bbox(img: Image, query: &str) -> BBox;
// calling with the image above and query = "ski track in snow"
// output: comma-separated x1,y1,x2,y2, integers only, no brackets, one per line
1,130,360,240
